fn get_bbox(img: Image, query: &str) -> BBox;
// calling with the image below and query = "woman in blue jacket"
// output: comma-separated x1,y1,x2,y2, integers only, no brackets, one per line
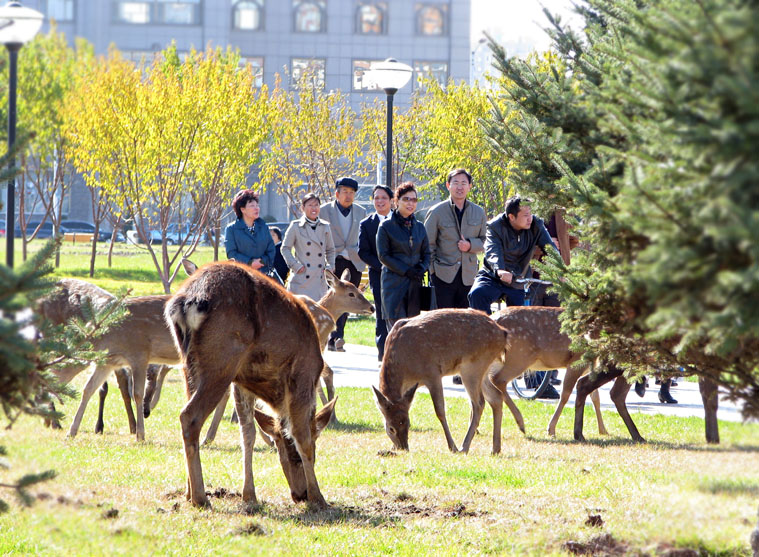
224,189,275,275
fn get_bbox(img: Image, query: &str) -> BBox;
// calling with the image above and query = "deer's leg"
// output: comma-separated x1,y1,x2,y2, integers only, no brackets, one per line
147,364,171,412
699,375,719,444
115,368,136,434
95,381,108,435
459,366,487,454
428,380,458,453
548,363,585,437
590,389,608,435
231,384,258,504
320,363,338,423
574,366,624,442
609,376,645,442
482,375,504,454
179,365,234,508
128,360,149,442
68,364,112,438
202,387,230,446
287,389,328,509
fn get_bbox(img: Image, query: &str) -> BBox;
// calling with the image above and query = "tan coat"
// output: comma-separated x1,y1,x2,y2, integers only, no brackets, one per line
282,217,336,301
424,199,487,286
319,200,367,272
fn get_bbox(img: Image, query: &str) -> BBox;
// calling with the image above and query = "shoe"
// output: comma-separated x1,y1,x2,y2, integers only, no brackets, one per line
327,341,337,352
334,338,346,352
550,378,561,386
452,376,462,385
538,384,560,399
658,380,678,404
378,354,383,362
634,379,646,398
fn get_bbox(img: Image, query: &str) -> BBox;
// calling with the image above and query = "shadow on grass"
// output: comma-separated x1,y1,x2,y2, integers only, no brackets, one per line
527,435,759,453
698,479,759,496
327,420,381,434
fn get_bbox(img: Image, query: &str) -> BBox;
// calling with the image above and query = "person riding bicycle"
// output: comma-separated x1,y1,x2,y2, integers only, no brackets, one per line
468,196,560,398
468,196,558,313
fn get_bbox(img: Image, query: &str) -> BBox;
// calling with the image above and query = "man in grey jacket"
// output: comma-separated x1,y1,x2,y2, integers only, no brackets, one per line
424,168,487,309
320,176,367,351
468,196,557,313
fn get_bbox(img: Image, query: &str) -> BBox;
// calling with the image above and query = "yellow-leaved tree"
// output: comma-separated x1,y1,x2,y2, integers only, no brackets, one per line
64,44,269,292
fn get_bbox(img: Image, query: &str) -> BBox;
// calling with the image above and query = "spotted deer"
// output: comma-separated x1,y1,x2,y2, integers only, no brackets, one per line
488,306,645,447
373,309,521,454
179,260,373,444
165,261,333,508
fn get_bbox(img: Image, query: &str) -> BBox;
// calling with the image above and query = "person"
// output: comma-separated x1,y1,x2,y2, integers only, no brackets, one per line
634,375,679,404
224,189,275,275
269,226,290,284
424,168,487,309
377,182,431,331
468,196,560,399
320,176,367,351
358,185,393,361
281,193,336,302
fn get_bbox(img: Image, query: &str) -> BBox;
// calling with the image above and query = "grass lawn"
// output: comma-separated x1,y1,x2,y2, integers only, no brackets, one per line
1,239,758,555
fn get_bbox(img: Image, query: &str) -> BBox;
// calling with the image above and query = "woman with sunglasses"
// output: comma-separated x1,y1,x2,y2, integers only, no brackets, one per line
376,182,431,331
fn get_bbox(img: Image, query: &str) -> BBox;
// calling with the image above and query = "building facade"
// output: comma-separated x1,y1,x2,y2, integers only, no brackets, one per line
20,0,470,222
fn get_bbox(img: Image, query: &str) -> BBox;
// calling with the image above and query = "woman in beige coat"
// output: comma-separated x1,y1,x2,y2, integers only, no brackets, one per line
282,193,336,301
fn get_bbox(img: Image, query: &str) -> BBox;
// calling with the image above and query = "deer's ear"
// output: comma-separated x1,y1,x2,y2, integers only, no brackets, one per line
253,409,277,437
372,385,391,411
182,258,198,276
325,269,337,288
314,397,337,437
340,268,351,282
402,383,418,405
358,282,367,293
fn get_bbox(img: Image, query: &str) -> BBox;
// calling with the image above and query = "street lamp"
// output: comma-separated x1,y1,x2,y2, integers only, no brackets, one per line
0,1,43,268
370,58,412,191
470,37,487,85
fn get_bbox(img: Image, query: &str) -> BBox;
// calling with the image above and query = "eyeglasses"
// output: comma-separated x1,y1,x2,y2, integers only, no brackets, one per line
400,197,418,203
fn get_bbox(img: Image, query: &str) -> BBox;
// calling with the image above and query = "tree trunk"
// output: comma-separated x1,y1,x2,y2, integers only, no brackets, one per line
699,375,720,444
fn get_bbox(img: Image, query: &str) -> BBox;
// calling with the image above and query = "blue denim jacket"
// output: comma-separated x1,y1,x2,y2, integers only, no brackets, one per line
224,218,275,271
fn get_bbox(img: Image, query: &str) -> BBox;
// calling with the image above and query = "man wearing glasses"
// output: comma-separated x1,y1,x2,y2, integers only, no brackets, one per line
424,168,487,309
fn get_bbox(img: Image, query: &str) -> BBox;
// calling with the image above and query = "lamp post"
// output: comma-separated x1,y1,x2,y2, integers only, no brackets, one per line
470,37,487,85
370,58,412,191
0,1,43,268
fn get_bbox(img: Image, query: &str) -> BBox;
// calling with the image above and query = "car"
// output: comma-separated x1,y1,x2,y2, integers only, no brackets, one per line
61,220,125,242
14,221,55,239
127,223,208,246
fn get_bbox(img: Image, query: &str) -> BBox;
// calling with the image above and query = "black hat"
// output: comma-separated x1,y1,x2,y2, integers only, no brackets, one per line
335,177,359,191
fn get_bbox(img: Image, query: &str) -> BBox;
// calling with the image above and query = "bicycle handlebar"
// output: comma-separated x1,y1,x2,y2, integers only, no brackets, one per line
513,277,553,287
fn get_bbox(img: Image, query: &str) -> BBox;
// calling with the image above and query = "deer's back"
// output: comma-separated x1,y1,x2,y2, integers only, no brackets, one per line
493,306,576,369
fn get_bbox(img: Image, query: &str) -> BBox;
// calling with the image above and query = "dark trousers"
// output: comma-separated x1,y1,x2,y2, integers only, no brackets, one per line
369,268,388,359
431,268,471,309
467,270,524,315
330,256,362,344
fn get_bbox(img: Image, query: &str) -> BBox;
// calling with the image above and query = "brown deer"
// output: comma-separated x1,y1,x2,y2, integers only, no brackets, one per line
373,309,519,454
178,260,373,444
165,261,333,508
488,306,645,446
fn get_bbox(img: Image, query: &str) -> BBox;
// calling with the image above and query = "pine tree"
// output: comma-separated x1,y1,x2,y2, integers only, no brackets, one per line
484,0,759,418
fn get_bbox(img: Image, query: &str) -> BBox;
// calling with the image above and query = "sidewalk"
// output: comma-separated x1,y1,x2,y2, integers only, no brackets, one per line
324,343,748,424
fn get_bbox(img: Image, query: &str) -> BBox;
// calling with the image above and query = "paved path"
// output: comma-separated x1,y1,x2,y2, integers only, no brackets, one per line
325,344,749,424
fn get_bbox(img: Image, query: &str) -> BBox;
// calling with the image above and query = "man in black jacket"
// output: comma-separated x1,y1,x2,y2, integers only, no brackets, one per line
358,185,393,361
468,196,558,313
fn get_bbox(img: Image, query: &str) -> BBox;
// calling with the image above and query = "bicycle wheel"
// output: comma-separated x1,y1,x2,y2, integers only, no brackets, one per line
511,370,553,400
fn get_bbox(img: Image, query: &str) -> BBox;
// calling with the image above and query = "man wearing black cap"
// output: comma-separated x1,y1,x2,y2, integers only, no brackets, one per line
320,177,367,351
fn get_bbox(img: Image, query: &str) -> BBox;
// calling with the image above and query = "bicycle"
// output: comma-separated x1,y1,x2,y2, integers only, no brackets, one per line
507,276,557,400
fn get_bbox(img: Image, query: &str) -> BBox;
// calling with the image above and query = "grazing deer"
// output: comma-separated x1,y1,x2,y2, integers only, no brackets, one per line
165,261,333,508
373,309,516,454
179,260,373,444
489,306,645,445
38,279,179,441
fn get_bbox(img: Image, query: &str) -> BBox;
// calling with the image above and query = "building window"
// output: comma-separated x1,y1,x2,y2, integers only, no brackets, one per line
291,58,325,90
352,59,384,91
415,3,446,36
233,0,263,30
46,0,74,22
240,56,264,88
293,0,325,33
355,2,385,35
413,60,448,89
113,1,202,25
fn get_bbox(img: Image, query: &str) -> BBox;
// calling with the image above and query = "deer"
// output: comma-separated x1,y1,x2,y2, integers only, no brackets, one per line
37,278,180,441
165,260,334,508
488,306,645,447
178,260,373,444
373,308,523,454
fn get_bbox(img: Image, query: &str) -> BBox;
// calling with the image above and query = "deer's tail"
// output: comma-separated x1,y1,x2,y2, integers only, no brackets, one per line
165,293,208,358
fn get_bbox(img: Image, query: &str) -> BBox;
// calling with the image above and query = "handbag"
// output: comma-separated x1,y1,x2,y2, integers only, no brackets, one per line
419,271,437,312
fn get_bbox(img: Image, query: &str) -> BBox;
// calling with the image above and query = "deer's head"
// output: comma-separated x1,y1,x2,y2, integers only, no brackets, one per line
324,268,374,316
254,398,336,503
372,384,418,451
